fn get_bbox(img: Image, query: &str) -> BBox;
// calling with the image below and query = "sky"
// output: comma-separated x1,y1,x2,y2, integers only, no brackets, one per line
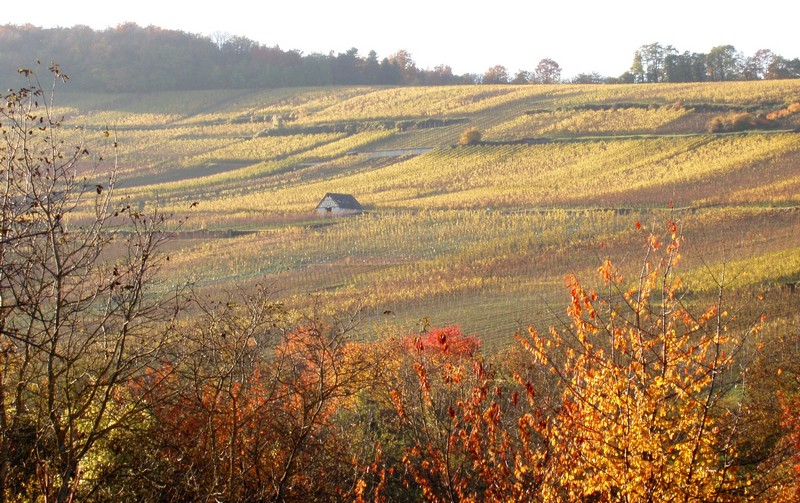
4,0,798,78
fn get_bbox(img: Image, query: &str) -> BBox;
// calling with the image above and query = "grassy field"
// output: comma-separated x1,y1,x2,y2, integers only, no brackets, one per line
55,80,800,349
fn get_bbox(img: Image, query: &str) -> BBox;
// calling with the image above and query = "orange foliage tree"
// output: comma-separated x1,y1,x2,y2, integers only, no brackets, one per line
141,292,375,501
388,326,487,501
353,325,554,501
520,221,762,500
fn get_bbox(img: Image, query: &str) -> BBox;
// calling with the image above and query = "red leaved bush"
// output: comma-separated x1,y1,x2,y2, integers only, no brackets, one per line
404,325,481,357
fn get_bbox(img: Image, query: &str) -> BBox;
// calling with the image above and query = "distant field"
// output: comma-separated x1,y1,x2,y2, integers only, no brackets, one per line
57,81,800,348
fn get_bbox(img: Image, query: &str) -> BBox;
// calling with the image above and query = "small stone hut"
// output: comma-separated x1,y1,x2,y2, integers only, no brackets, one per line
315,193,363,216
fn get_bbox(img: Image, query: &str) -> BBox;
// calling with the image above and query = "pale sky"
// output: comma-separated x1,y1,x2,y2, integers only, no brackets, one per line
4,0,798,78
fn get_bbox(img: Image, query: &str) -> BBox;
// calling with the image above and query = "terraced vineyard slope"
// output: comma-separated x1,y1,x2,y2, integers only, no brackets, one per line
57,81,800,348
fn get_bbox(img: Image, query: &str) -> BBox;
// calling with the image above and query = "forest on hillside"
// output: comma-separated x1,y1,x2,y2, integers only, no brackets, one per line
1,23,799,92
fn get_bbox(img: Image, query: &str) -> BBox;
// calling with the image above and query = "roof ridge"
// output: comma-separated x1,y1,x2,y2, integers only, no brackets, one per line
317,193,362,211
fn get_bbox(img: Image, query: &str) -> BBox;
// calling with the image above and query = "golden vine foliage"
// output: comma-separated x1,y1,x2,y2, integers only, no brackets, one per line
521,222,756,501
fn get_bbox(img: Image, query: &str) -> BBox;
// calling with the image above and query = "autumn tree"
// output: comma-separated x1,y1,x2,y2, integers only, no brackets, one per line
143,292,376,501
0,65,188,502
426,64,456,85
744,320,800,500
533,58,561,84
572,72,607,84
777,388,800,501
766,56,800,80
359,326,486,500
387,49,419,85
664,51,707,82
404,327,553,501
631,42,677,83
743,49,775,80
482,65,509,84
350,325,558,502
353,221,800,502
706,45,743,81
520,221,762,500
512,70,531,84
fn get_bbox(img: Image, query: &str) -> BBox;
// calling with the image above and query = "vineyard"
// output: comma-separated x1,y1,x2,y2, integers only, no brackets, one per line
54,80,800,348
6,70,800,501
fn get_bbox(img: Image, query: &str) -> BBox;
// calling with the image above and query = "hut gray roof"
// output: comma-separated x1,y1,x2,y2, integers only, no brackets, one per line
316,193,363,211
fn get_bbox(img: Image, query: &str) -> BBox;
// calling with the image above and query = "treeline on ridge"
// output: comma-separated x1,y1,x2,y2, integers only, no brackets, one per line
1,23,799,92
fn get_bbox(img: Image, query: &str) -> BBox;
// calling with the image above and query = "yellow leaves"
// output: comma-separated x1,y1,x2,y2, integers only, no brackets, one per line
354,478,367,500
530,224,750,501
598,258,622,285
698,305,720,325
566,274,602,338
649,234,662,250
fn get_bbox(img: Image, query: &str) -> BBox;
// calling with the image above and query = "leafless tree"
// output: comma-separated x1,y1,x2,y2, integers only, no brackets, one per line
0,65,188,502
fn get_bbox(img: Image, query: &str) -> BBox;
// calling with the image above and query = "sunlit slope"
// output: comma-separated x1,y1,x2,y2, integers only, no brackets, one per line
52,80,799,222
60,79,800,124
107,133,800,221
157,206,800,349
52,81,800,346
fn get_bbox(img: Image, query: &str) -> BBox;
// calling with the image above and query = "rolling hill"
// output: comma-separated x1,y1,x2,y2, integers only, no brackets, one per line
53,80,800,349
